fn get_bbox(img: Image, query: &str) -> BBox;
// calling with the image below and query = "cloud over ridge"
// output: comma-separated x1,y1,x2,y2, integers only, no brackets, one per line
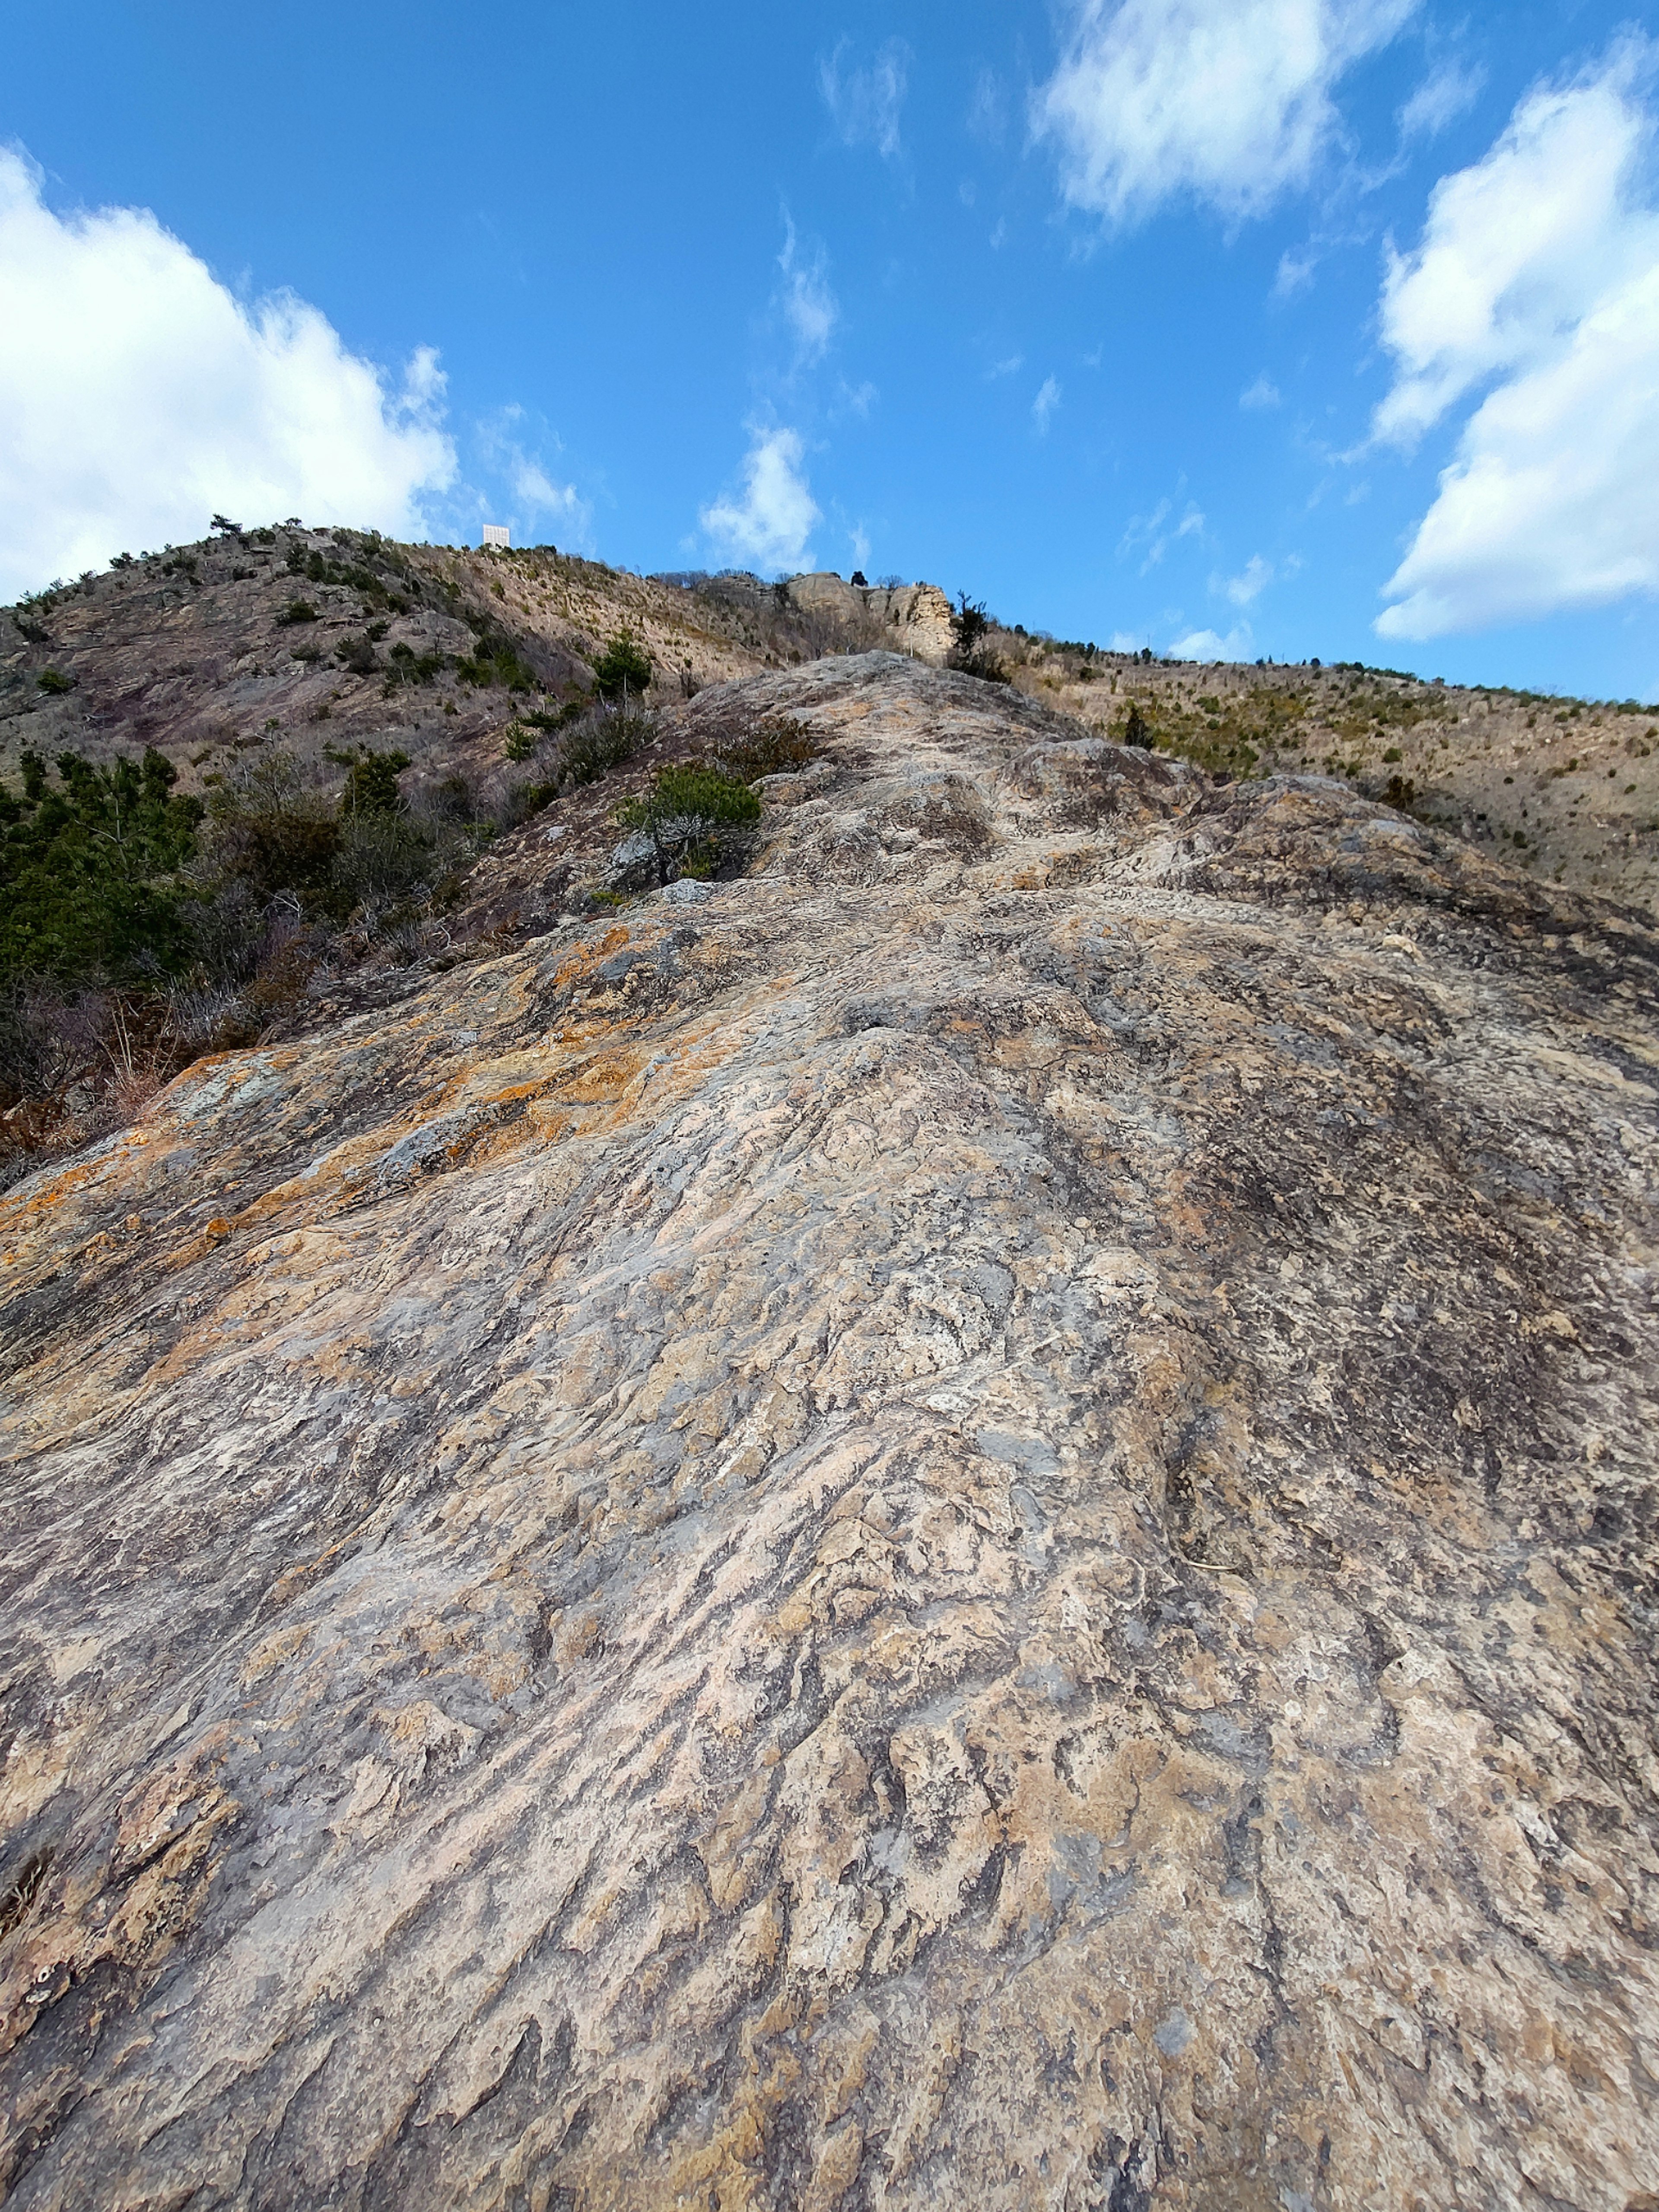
0,149,454,599
700,426,820,573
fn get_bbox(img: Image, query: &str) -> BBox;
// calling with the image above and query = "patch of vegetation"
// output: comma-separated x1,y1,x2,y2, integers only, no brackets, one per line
616,763,760,887
334,632,379,676
706,717,819,783
383,642,448,690
591,628,654,701
284,538,411,614
455,632,539,690
950,594,1008,683
35,668,74,695
278,599,318,626
0,733,502,1176
0,747,204,986
560,709,648,787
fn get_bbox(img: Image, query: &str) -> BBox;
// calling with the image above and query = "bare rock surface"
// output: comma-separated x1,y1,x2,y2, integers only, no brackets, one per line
2,656,1658,2210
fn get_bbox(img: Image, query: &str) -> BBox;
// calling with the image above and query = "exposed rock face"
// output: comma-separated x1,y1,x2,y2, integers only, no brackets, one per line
785,575,955,665
2,656,1657,2211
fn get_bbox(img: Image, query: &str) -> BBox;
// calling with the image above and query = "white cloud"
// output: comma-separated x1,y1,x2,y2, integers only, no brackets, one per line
1219,554,1274,604
1033,0,1416,228
1376,40,1659,637
0,147,454,598
778,219,838,365
1239,372,1282,408
820,39,909,161
1374,41,1659,446
987,353,1025,379
1398,58,1485,139
1033,375,1062,432
1169,622,1254,659
700,426,821,574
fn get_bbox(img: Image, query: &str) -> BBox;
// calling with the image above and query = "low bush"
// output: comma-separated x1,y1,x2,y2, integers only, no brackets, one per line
616,764,760,887
558,707,648,787
708,717,819,783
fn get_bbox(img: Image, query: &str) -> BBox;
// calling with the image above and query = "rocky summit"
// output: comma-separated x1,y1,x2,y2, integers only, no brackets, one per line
2,654,1657,2212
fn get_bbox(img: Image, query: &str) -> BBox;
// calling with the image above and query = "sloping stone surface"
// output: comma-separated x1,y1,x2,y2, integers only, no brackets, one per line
1,657,1656,2211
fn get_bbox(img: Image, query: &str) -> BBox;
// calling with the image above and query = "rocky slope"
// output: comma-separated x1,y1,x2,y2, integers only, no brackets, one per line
2,655,1658,2212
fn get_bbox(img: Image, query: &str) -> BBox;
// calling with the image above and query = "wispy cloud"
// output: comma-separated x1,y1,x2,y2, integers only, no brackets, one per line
968,64,1007,145
820,38,910,161
1274,245,1319,296
776,217,838,367
700,424,820,574
474,405,591,544
1118,494,1206,572
1399,58,1486,140
1032,375,1062,432
987,353,1025,380
1239,372,1282,408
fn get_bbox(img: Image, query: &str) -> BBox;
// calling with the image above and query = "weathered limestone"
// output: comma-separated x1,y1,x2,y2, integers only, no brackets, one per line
2,657,1656,2210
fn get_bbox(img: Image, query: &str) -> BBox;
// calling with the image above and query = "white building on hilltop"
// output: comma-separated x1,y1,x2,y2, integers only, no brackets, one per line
481,524,510,550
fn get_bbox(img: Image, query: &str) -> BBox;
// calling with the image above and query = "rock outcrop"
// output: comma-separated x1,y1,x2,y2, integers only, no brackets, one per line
2,656,1656,2210
785,575,956,665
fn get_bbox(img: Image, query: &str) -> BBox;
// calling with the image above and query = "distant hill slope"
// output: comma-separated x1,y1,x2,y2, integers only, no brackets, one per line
5,526,1657,915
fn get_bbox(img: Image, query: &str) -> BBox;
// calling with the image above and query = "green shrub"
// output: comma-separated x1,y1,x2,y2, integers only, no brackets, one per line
1122,703,1153,748
35,669,73,695
0,747,205,986
384,642,447,689
591,627,654,701
327,744,411,818
456,634,538,690
278,599,318,625
616,764,760,887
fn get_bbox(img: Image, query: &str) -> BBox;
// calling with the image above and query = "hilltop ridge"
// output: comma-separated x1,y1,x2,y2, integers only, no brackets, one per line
5,524,1658,916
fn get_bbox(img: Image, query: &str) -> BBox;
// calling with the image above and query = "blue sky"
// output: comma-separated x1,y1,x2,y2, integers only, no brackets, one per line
2,0,1656,696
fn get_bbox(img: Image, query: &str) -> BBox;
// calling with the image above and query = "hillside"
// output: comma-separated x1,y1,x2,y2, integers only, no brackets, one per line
5,527,1658,916
2,653,1657,2210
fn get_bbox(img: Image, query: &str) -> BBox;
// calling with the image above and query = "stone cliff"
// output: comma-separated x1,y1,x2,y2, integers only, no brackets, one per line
2,656,1656,2210
784,577,956,666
